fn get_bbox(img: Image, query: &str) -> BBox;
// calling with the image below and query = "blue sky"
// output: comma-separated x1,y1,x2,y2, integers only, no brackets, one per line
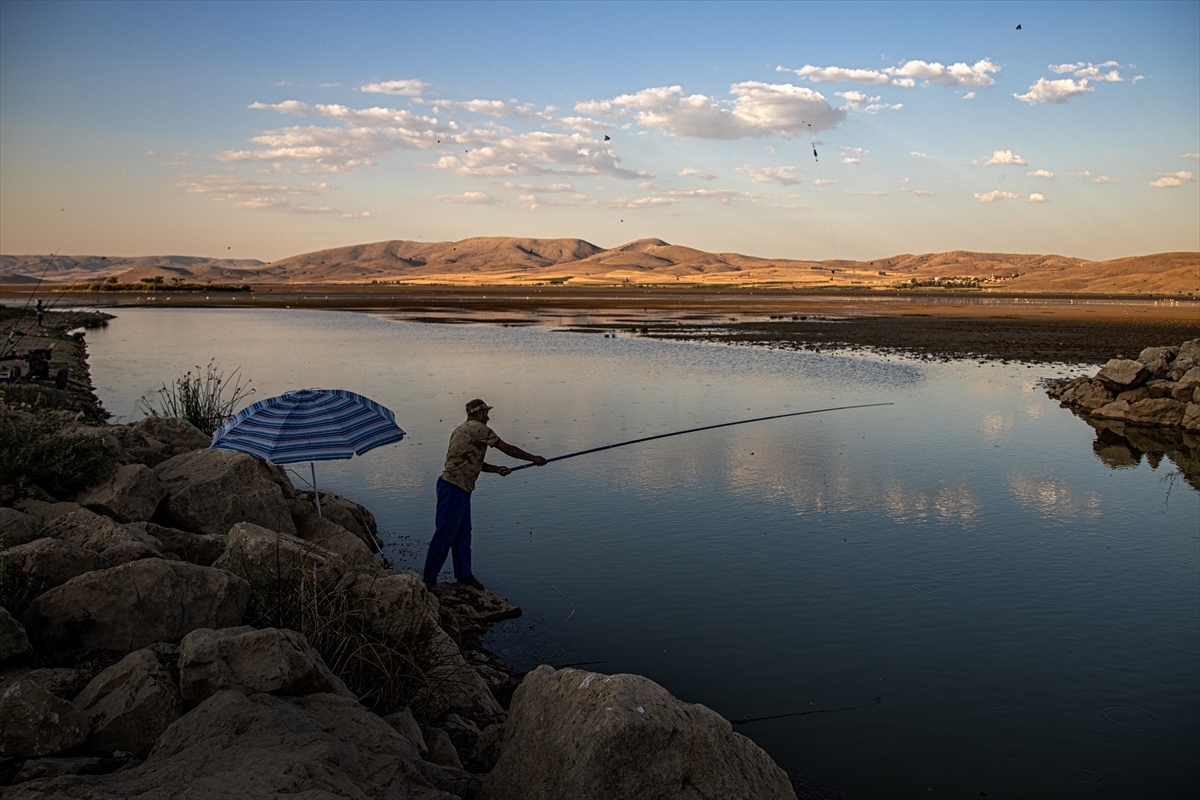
1,0,1197,262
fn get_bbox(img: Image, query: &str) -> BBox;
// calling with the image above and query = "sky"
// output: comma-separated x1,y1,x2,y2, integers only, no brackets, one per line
1,0,1198,263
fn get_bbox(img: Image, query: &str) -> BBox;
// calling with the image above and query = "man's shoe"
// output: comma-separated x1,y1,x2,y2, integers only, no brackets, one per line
457,575,486,591
424,581,444,597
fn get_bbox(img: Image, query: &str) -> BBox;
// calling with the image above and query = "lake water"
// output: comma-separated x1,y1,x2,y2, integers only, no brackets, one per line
83,307,1198,800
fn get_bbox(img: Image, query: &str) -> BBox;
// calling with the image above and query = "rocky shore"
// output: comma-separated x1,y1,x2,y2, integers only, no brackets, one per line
1,312,799,799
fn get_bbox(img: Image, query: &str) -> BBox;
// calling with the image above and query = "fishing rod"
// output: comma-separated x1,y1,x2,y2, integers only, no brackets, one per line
508,402,893,471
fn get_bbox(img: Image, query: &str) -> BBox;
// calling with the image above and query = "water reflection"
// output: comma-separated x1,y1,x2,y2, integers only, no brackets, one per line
1007,471,1103,521
1078,415,1200,490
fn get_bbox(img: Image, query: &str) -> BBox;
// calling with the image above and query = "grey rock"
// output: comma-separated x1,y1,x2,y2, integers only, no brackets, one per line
424,726,463,769
1145,379,1177,399
77,464,166,524
3,690,455,799
1,607,32,665
383,706,428,759
1177,338,1200,363
1178,366,1200,388
155,449,296,537
97,540,163,566
1168,357,1196,381
303,491,379,546
1126,398,1186,427
177,626,353,704
1096,359,1149,390
73,648,185,758
0,507,39,548
215,521,348,586
1141,354,1172,380
289,502,378,571
1136,345,1176,365
13,756,109,783
0,668,86,699
12,501,82,529
22,559,250,652
0,679,90,758
482,666,795,800
41,508,162,560
131,415,211,453
134,522,225,566
1,538,111,589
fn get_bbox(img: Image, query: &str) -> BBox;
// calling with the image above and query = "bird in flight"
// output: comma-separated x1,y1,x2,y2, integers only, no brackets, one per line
1015,23,1022,30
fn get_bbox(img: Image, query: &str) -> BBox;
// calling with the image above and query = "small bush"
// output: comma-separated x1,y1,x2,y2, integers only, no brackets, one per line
235,547,465,719
138,359,253,436
0,385,63,411
0,413,116,497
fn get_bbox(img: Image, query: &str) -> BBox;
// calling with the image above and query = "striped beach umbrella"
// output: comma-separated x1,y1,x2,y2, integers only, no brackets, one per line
210,388,405,515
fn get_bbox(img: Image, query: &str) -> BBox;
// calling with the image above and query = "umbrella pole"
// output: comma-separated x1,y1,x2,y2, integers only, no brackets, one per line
311,462,322,516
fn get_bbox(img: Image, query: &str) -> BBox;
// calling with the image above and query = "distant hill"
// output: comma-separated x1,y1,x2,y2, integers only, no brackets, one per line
3,240,1196,295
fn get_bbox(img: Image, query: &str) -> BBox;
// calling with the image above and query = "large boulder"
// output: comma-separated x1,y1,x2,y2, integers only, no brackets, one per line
1178,366,1200,388
289,503,378,571
22,559,250,652
1096,359,1149,390
0,679,90,758
1091,400,1130,420
4,690,454,799
131,415,211,453
1178,338,1200,363
10,501,82,530
177,626,353,704
129,521,225,567
215,522,348,586
1136,345,1178,365
312,492,380,547
341,571,441,638
73,647,185,758
0,507,39,548
1126,398,1185,427
1,538,112,589
1059,379,1114,411
1,607,32,665
41,508,163,563
482,666,796,800
1183,403,1200,432
155,449,296,537
77,463,166,524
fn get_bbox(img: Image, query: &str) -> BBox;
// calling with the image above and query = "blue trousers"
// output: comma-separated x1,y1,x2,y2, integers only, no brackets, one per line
423,477,473,582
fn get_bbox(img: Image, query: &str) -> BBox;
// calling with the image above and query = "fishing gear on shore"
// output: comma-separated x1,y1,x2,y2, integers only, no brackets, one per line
507,402,893,471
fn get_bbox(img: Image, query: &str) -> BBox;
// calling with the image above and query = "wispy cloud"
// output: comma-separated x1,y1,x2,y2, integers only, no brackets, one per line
910,151,929,159
359,79,428,97
835,91,902,113
1183,152,1200,160
738,165,801,185
1093,175,1120,184
679,167,717,180
902,188,935,196
575,81,846,138
176,174,320,197
1149,171,1194,188
1049,61,1124,82
503,182,575,193
1027,169,1055,179
843,190,888,196
842,157,860,165
431,131,646,179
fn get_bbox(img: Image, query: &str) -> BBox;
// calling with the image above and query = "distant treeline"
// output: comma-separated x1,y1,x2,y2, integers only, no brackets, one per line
55,276,251,292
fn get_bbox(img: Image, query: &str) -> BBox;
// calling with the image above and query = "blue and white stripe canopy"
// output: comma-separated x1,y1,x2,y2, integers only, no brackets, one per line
210,388,406,464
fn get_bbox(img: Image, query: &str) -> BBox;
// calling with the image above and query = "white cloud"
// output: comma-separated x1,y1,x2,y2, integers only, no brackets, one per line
556,116,613,133
910,151,929,159
974,190,1020,202
984,150,1027,166
1049,62,1124,82
1014,77,1093,104
840,146,869,155
1073,170,1092,178
835,91,900,113
843,190,888,196
247,100,442,130
1184,153,1200,160
610,187,755,209
678,167,717,180
1149,171,1194,188
739,165,801,185
902,188,935,196
1093,175,1120,184
962,92,976,100
434,191,497,204
842,157,860,164
1027,169,1055,178
359,79,428,97
341,211,373,218
578,81,845,139
435,99,510,117
813,178,836,185
1027,193,1048,203
781,58,999,88
430,131,646,179
503,182,575,193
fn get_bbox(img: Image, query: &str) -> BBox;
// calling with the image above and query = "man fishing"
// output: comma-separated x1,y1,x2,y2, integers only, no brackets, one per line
423,398,546,595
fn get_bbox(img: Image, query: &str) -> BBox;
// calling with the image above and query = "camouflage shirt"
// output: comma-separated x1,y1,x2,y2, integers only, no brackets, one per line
441,418,501,492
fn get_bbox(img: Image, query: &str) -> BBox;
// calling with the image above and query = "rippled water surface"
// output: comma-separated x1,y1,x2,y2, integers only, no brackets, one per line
85,308,1199,800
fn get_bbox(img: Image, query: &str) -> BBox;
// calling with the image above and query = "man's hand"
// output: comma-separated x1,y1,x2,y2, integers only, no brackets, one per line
497,466,512,476
531,456,548,467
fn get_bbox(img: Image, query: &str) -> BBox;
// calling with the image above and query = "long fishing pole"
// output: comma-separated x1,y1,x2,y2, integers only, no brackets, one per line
508,402,893,471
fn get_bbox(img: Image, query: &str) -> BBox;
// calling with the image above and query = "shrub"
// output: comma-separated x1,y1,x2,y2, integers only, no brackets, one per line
138,359,253,436
0,413,116,497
